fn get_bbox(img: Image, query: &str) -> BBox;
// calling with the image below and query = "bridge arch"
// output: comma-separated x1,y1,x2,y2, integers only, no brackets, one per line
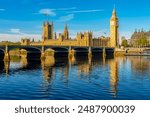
125,48,130,53
105,48,115,58
72,47,89,57
73,47,88,52
8,46,41,52
105,48,114,51
92,47,103,52
0,48,5,52
44,47,69,57
50,47,68,52
21,47,41,61
0,49,5,61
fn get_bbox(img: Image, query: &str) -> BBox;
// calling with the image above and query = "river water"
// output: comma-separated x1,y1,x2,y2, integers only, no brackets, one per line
0,55,150,100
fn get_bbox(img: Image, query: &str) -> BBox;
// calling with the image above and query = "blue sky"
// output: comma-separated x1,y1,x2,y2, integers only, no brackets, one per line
0,0,150,41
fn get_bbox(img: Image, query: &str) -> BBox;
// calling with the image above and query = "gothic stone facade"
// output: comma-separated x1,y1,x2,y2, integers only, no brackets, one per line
30,8,118,47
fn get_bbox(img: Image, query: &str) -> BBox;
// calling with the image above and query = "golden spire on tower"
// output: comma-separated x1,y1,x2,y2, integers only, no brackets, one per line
64,24,69,40
111,5,118,19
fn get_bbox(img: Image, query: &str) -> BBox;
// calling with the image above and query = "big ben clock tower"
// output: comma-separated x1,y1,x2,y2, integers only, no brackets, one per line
110,7,119,48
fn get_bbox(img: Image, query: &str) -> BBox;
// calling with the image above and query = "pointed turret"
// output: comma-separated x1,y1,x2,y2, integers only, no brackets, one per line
111,6,118,20
64,24,69,40
65,24,68,31
113,5,116,14
55,32,57,39
42,21,54,41
46,21,49,25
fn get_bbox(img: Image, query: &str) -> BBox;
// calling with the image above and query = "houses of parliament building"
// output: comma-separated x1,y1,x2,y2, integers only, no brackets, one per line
29,8,119,48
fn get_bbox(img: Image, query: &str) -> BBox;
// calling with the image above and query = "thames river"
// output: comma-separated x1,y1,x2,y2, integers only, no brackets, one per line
0,55,150,100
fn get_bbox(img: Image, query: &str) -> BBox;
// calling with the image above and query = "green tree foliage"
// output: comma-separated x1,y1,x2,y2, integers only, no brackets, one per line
0,41,21,45
121,39,128,47
136,35,149,46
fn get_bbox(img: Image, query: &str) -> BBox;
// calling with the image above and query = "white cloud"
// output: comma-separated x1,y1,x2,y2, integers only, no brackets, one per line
38,9,56,16
0,33,41,42
56,7,77,11
0,9,5,11
68,9,104,13
45,7,77,11
10,28,23,34
37,7,77,16
58,14,74,22
0,28,42,42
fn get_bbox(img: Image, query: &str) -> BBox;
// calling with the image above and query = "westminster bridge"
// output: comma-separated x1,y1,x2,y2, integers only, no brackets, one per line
0,45,115,61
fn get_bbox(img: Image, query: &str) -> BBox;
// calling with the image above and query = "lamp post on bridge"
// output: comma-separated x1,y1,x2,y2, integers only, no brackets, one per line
41,41,45,60
68,46,75,59
88,46,92,59
4,43,10,62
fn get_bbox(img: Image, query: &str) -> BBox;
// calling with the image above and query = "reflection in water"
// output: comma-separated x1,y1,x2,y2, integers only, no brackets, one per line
68,55,76,66
130,56,150,74
109,58,118,97
3,55,150,83
0,55,150,100
10,55,20,62
103,55,106,64
4,61,9,77
20,57,28,67
45,56,55,67
41,56,55,83
42,65,54,83
76,56,92,76
0,61,4,74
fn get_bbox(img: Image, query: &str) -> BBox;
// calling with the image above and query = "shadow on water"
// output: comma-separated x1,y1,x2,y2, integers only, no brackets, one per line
0,61,4,74
0,52,4,61
54,56,69,67
76,54,88,62
54,52,68,58
27,52,41,61
106,54,114,59
0,52,4,74
20,60,41,70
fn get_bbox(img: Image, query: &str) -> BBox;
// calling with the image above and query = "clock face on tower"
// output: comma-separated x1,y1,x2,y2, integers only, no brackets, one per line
111,21,115,26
